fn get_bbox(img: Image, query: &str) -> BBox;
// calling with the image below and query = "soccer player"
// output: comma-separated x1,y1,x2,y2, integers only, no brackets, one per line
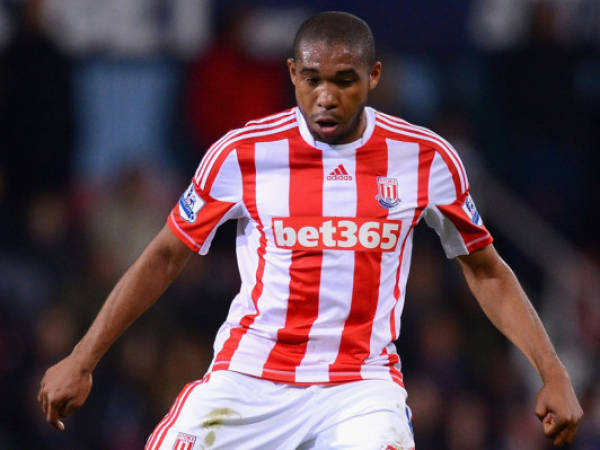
38,11,582,449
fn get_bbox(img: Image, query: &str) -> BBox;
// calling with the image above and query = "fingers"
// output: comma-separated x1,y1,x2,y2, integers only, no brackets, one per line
542,413,566,437
38,383,67,431
63,397,83,416
551,423,579,446
45,395,62,426
552,426,570,446
45,397,67,431
542,413,579,446
562,423,579,445
535,373,584,446
37,359,94,431
38,380,46,412
535,400,547,421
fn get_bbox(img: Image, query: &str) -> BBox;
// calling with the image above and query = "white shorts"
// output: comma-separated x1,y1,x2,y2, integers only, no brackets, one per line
145,371,415,450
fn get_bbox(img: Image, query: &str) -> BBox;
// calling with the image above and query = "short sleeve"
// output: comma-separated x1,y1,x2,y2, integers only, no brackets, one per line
423,149,493,258
168,148,245,255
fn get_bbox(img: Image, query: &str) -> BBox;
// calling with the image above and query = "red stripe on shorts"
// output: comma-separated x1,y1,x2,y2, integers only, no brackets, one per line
146,379,204,450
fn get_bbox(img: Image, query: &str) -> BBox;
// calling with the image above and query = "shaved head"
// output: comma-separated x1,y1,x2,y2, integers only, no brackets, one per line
293,11,376,68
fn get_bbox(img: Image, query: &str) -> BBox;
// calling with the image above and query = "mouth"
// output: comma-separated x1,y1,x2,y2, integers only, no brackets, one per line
313,117,340,138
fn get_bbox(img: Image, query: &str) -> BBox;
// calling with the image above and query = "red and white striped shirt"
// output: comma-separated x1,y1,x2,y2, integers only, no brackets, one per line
168,106,492,386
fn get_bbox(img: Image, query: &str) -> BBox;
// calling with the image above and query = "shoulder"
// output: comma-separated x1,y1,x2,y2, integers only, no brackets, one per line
372,109,453,154
217,108,299,150
372,108,468,192
209,108,299,154
217,108,298,146
194,108,298,189
244,108,298,128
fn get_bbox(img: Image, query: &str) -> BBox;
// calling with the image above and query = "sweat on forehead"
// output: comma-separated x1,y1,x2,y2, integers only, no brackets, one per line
295,39,367,67
292,11,376,67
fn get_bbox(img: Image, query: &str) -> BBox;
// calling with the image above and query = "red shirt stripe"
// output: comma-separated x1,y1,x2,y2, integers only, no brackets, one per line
376,111,468,191
196,113,297,190
166,106,492,387
329,133,389,382
389,144,435,340
375,113,466,198
261,138,324,382
212,143,267,369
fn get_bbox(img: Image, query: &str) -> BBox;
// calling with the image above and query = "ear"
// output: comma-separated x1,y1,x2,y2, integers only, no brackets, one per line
368,61,382,91
287,58,297,86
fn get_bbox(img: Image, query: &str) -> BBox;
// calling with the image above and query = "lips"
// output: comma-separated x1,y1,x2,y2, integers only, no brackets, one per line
314,115,339,126
313,116,340,138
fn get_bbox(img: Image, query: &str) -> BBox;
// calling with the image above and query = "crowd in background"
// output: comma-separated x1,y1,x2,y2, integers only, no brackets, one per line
0,0,598,448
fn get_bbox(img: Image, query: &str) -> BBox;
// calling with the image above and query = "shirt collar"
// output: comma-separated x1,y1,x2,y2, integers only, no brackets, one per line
295,106,376,151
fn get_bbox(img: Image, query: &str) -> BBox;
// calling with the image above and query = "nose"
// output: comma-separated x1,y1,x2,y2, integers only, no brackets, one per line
316,83,338,110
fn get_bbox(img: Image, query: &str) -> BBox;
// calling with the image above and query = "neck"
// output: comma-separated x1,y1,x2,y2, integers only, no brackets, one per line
324,107,367,145
341,108,367,144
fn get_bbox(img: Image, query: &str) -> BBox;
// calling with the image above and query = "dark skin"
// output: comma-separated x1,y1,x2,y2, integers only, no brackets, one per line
289,40,381,144
457,246,583,446
38,225,191,430
39,40,582,446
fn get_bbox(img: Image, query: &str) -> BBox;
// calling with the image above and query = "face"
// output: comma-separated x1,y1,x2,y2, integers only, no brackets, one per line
289,41,381,145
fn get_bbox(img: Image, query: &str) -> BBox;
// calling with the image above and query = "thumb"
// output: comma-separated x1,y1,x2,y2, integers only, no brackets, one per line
542,412,566,437
535,394,548,420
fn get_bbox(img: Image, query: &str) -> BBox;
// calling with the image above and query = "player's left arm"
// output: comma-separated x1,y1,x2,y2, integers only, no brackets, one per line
457,244,583,446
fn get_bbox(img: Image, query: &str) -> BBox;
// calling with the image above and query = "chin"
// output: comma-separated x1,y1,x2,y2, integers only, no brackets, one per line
311,127,347,145
317,134,340,144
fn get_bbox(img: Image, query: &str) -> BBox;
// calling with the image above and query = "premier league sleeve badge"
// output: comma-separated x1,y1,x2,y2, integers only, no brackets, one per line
462,194,482,225
178,182,205,223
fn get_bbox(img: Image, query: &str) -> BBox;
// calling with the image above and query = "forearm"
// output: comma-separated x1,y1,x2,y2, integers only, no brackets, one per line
72,225,191,372
459,250,565,381
458,246,582,445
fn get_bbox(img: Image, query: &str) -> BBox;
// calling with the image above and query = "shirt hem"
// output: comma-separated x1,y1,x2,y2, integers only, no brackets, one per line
209,364,405,388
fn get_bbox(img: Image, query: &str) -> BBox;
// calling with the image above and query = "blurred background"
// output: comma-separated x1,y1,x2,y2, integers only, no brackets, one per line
0,0,598,448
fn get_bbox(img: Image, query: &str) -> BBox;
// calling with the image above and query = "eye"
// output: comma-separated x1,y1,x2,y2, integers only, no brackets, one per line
306,77,320,86
337,79,355,87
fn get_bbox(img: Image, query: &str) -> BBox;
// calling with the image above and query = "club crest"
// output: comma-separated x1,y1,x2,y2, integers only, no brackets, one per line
172,432,196,450
376,176,401,209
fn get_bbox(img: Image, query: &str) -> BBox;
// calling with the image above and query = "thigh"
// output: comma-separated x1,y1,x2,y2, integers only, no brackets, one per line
145,371,313,450
301,380,415,450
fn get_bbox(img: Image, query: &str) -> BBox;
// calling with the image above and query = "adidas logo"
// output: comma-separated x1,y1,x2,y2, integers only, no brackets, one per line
327,164,353,181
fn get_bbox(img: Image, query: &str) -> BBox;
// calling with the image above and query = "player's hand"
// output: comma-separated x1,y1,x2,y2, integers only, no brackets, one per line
535,369,583,446
37,354,93,431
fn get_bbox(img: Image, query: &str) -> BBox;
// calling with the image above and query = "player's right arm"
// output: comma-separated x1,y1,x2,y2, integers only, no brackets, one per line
38,224,192,431
39,124,244,431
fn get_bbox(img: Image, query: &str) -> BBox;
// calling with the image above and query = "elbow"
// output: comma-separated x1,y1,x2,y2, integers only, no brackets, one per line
472,257,510,281
458,245,512,282
154,245,190,281
142,227,192,281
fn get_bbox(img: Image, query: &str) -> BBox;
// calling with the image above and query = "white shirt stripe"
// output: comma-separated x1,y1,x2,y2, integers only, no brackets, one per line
375,114,467,193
